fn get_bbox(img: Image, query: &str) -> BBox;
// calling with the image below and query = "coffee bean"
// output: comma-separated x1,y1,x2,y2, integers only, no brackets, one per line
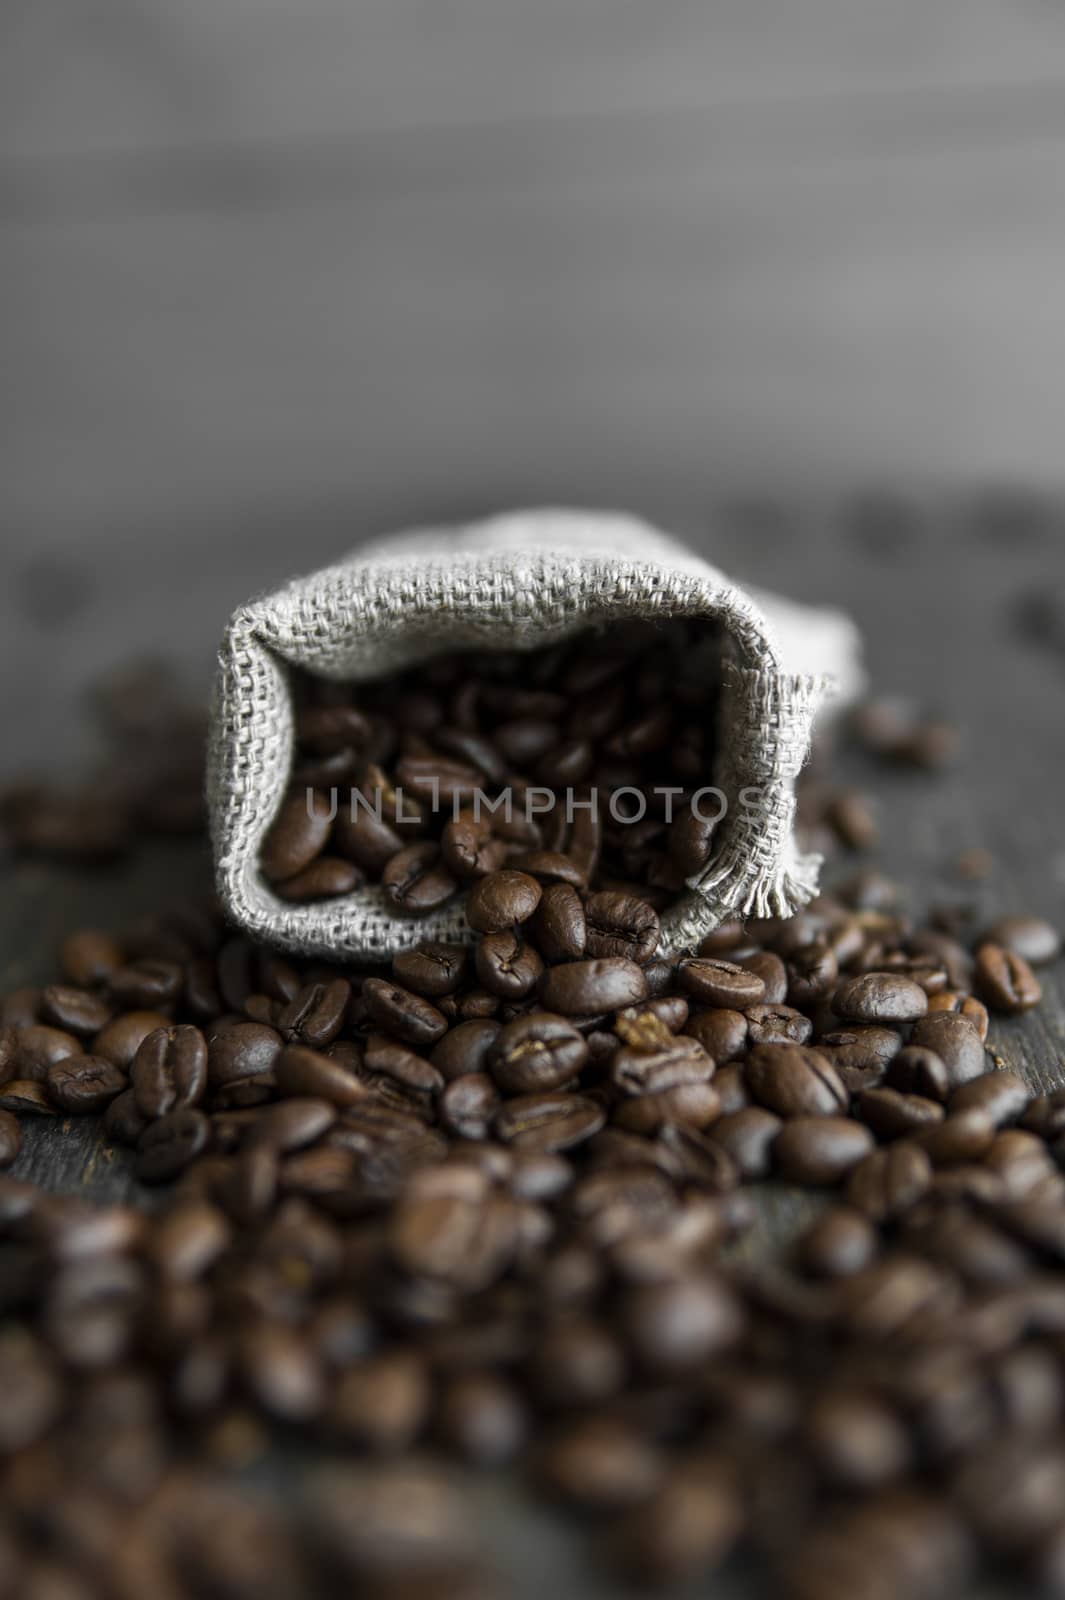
136,1109,210,1183
583,892,660,965
773,1117,875,1185
381,843,458,914
14,1024,83,1082
275,1045,367,1107
685,1007,748,1063
45,1055,127,1114
656,1123,740,1191
927,990,990,1041
466,871,543,933
539,958,648,1016
910,1012,987,1087
93,1010,172,1071
677,957,767,1009
950,1069,1029,1126
799,1206,878,1277
981,915,1061,967
606,1462,743,1585
131,1025,207,1119
430,1018,501,1082
334,796,404,872
260,790,333,882
440,1074,501,1141
392,943,469,998
474,930,544,999
745,1003,812,1046
709,1108,783,1180
436,1372,526,1465
332,1351,430,1450
103,1088,148,1146
362,978,447,1048
668,807,718,878
856,1087,944,1138
60,929,123,988
495,1091,606,1152
917,1109,996,1165
975,942,1043,1014
276,978,350,1048
530,883,587,964
39,986,113,1037
537,1416,665,1509
623,1274,742,1371
206,1021,282,1089
489,1013,588,1094
0,1109,21,1167
745,1044,848,1118
886,1045,951,1101
833,971,929,1024
845,1142,933,1219
440,812,507,880
273,857,363,901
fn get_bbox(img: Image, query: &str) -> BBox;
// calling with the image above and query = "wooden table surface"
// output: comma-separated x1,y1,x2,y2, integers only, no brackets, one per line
2,502,1063,1594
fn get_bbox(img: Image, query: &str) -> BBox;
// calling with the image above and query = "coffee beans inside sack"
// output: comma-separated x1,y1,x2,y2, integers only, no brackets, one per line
208,510,863,959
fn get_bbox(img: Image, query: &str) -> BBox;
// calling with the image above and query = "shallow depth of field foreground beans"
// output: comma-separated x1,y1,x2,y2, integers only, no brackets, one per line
0,627,1064,1600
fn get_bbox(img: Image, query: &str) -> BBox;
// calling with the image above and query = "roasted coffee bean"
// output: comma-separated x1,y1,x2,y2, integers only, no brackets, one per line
668,806,718,879
495,1091,606,1152
745,1003,812,1047
363,1032,443,1094
975,942,1043,1014
833,971,929,1024
131,1025,207,1119
93,1010,172,1071
206,1021,282,1088
440,812,507,880
45,1055,126,1114
489,1013,588,1094
710,1062,749,1114
799,1206,878,1277
440,1074,502,1141
260,790,334,882
537,1416,664,1509
856,1087,944,1138
0,1078,56,1114
361,978,447,1048
103,1088,148,1146
917,1109,996,1165
0,1108,21,1167
381,843,458,913
685,1007,748,1063
276,978,350,1048
818,1025,902,1078
334,796,404,872
108,958,184,1008
909,1012,987,1086
656,1123,739,1191
430,1018,501,1082
332,1352,431,1450
435,1372,526,1465
39,986,113,1037
60,929,123,988
950,1069,1029,1126
606,1461,743,1586
845,1142,933,1220
583,892,660,965
623,1273,742,1371
745,1044,848,1118
709,1107,783,1180
14,1024,83,1081
274,1045,367,1107
786,941,839,1009
244,1097,337,1152
926,990,990,1041
886,1045,951,1101
539,958,648,1016
135,1109,210,1183
474,930,544,999
981,914,1061,967
466,871,543,933
773,1117,875,1185
613,1080,721,1134
392,942,469,998
677,957,767,1009
737,951,789,1006
273,856,363,901
530,883,587,964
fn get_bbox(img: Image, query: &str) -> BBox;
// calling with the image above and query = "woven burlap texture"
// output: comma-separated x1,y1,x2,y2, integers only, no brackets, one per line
207,510,862,961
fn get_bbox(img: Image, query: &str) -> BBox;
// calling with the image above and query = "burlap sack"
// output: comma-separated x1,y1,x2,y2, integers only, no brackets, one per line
207,510,863,962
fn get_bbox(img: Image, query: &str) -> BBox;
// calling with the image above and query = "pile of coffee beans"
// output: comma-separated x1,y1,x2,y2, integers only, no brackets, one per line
259,624,728,908
1,844,1063,1596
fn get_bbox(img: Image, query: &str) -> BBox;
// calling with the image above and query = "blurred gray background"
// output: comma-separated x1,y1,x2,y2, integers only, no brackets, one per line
4,0,1065,770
